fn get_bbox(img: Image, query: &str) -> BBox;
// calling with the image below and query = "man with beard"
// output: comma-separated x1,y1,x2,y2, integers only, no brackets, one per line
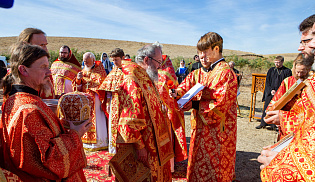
258,14,315,181
265,54,314,140
97,48,125,155
170,32,237,182
113,44,173,181
73,52,107,151
51,45,81,98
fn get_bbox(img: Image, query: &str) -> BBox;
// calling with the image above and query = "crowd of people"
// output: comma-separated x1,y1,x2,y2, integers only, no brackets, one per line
0,13,315,182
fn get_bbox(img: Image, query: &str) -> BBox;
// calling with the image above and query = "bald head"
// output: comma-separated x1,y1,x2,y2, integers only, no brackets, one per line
83,52,95,68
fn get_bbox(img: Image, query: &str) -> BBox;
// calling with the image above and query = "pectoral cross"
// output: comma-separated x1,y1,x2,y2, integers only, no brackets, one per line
86,82,90,90
74,84,80,92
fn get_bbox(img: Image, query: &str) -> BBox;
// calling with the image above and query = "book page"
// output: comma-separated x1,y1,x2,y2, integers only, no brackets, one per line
177,83,205,109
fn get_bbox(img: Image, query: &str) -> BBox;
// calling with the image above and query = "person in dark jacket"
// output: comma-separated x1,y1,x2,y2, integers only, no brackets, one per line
256,56,292,130
191,55,202,72
0,60,7,81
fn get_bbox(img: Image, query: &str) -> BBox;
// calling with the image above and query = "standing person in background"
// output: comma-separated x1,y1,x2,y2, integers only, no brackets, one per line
229,61,241,86
101,52,113,74
17,27,54,99
17,28,48,52
191,55,202,72
229,61,239,74
170,32,237,182
175,59,189,84
97,48,125,155
0,59,7,81
125,54,130,59
73,52,108,151
256,56,292,130
51,45,81,98
0,43,91,182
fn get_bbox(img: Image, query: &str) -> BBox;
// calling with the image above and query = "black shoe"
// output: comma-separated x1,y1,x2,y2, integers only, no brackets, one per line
267,125,278,131
256,124,266,129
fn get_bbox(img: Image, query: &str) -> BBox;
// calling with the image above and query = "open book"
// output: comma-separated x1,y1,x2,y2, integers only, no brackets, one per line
177,83,205,109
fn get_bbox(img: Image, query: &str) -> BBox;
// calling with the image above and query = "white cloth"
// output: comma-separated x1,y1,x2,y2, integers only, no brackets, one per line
107,93,116,155
83,93,108,150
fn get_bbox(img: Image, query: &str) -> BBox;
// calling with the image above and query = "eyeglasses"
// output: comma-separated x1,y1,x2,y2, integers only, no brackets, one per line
149,57,162,65
300,38,313,46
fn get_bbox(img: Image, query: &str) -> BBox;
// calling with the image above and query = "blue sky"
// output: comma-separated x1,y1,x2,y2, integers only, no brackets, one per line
0,0,314,54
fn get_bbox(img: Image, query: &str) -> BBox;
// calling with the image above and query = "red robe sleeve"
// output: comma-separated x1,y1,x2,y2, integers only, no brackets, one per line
198,69,237,126
11,109,86,180
117,78,147,150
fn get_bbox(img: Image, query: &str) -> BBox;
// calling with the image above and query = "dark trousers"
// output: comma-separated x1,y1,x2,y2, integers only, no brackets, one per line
260,95,272,126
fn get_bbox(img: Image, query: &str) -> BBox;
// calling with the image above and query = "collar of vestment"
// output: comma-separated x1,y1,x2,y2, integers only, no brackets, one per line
202,57,225,72
10,84,38,96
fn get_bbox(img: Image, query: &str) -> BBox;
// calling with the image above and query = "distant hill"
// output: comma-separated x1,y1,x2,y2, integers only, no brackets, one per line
0,36,298,61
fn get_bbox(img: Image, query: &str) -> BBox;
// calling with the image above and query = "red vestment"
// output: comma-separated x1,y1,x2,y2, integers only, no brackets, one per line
116,61,173,181
177,60,237,181
266,76,299,139
0,167,22,181
97,64,125,155
0,91,86,182
51,52,81,96
72,62,107,146
158,55,187,162
261,75,315,181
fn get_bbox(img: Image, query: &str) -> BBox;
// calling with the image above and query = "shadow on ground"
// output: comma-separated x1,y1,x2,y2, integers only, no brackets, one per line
235,151,262,182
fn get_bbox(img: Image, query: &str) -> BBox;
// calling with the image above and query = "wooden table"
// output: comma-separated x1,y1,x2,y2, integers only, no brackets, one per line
249,73,266,122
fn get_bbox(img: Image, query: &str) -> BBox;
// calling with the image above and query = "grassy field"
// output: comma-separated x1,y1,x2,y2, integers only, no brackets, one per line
0,36,298,62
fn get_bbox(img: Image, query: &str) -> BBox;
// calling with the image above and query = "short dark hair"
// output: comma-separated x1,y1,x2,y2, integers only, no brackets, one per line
299,14,315,33
275,56,284,62
60,45,70,53
197,32,223,53
110,48,124,58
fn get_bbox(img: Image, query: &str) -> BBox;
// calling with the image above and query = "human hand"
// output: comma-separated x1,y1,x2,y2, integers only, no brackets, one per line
169,89,177,98
69,119,92,137
137,147,147,164
181,101,192,111
257,146,278,170
271,90,276,95
77,71,83,80
264,110,280,125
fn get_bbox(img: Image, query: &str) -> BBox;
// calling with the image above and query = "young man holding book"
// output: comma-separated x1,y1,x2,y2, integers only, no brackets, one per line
170,32,238,182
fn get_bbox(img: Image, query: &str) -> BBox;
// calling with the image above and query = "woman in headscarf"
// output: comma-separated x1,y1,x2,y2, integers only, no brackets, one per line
175,59,189,84
101,52,113,74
